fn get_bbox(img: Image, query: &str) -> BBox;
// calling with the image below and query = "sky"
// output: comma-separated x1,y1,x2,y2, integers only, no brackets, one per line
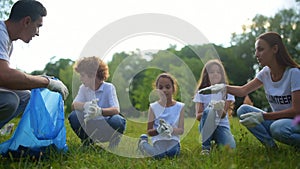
8,0,298,73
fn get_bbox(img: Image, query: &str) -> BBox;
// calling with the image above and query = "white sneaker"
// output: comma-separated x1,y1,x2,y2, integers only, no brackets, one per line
201,149,210,155
138,134,148,154
138,134,148,145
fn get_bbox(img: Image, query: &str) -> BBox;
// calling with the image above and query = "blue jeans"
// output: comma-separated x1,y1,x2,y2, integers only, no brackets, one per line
237,104,300,148
140,139,180,159
0,89,30,128
68,110,126,148
199,108,236,150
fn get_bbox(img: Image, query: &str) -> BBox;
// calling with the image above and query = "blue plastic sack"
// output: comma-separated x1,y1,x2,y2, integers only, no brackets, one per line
0,88,68,158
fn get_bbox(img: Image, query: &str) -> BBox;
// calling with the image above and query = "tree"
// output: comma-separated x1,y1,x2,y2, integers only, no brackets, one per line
43,57,74,77
0,0,13,20
107,52,129,82
130,68,163,117
59,63,74,113
109,50,149,117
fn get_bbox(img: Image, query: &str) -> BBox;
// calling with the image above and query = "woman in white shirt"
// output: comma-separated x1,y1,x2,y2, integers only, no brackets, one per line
226,32,300,149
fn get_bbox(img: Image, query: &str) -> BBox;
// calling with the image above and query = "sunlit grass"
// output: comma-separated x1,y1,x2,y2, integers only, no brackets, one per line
0,116,299,169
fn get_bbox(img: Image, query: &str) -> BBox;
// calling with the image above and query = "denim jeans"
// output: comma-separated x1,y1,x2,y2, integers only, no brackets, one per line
199,108,236,150
237,104,300,148
0,89,30,128
68,110,126,148
140,139,180,159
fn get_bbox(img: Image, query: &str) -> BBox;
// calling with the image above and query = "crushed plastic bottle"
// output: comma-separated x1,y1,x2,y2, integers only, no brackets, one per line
0,123,14,135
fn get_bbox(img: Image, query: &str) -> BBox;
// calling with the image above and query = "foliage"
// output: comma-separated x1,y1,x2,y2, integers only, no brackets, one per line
59,64,74,113
107,52,130,82
111,6,300,115
27,6,300,117
43,57,74,78
1,0,300,168
108,50,149,117
130,68,163,115
107,45,213,117
0,0,13,20
2,1,300,116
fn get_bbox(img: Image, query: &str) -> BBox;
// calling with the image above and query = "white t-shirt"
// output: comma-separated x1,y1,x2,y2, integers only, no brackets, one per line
74,82,120,119
0,21,12,62
150,101,184,144
256,66,300,112
193,92,235,127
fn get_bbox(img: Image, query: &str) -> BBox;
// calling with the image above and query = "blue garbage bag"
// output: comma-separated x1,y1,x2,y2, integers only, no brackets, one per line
0,88,68,158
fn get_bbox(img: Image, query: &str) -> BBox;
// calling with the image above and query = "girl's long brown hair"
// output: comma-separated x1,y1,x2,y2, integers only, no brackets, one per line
196,59,228,91
258,32,300,68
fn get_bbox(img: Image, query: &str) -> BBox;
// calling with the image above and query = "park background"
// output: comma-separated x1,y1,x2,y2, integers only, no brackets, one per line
0,0,300,168
0,0,300,117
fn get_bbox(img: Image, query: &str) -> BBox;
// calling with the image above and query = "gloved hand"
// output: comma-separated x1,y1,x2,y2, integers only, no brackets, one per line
240,112,264,128
44,76,69,100
157,119,173,138
198,83,226,94
211,100,225,111
83,99,102,122
211,100,226,118
83,100,95,112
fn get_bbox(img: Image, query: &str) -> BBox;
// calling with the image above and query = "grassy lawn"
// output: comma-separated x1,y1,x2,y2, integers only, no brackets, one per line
0,116,299,169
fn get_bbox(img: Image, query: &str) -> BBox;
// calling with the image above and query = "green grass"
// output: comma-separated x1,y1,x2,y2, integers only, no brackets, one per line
0,116,299,169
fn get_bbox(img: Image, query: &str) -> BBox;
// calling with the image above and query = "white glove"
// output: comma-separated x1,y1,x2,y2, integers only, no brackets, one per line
211,100,225,111
211,100,226,118
240,112,264,128
157,119,173,138
83,99,102,122
198,83,226,94
83,100,94,112
44,76,69,100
